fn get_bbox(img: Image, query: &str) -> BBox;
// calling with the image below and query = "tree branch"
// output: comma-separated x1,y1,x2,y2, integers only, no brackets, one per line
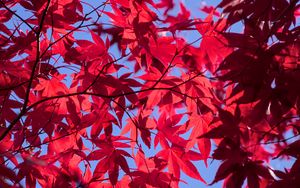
0,0,51,142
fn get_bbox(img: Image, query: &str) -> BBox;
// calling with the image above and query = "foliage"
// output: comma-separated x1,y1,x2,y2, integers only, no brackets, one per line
0,0,299,187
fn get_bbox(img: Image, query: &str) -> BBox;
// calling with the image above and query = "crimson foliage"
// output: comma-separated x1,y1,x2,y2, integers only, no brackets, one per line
0,0,299,187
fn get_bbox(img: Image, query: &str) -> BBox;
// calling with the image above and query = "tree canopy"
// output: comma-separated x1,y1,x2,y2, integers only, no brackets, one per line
0,0,300,187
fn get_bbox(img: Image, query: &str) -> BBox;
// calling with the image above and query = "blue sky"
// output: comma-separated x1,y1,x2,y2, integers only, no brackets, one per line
9,0,298,187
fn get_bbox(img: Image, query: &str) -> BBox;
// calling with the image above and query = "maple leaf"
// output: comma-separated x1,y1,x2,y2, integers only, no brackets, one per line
87,135,131,185
157,144,206,183
196,14,232,72
186,113,212,166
